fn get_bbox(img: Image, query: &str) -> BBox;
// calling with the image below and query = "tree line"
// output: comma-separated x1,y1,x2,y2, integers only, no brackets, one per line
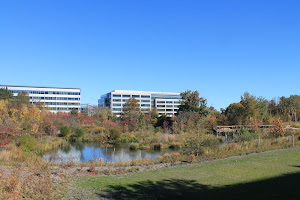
0,87,299,141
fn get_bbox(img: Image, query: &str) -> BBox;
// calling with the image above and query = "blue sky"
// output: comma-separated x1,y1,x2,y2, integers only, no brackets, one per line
0,0,299,110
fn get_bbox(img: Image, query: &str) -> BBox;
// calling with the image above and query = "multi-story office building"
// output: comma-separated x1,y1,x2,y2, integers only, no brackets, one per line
0,85,81,112
99,90,182,117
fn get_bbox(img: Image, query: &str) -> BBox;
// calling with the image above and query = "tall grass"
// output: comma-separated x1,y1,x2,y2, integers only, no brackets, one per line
0,145,65,199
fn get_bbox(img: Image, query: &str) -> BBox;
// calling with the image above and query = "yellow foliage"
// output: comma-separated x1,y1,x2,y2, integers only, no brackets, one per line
30,123,39,134
172,152,180,157
163,153,170,159
156,156,163,162
94,126,105,134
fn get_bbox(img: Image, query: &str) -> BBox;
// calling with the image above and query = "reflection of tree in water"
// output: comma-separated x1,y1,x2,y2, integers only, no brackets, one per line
61,144,71,153
74,142,85,151
80,150,85,162
43,142,181,163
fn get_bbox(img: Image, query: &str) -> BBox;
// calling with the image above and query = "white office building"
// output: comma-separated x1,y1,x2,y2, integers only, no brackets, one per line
0,85,81,112
99,90,181,117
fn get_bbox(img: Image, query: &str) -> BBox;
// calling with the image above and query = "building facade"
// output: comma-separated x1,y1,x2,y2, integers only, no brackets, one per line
0,85,81,112
99,90,181,116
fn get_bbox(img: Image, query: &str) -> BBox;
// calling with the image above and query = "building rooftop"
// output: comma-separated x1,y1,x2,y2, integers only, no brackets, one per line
111,90,180,95
0,85,80,90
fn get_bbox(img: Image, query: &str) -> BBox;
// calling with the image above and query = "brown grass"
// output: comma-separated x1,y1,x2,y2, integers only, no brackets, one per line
0,145,65,199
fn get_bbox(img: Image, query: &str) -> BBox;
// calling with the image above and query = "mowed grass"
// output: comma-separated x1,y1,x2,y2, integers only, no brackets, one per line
74,148,300,199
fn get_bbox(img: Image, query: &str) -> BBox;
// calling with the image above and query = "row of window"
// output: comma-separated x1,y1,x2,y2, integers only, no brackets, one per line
112,99,151,103
113,108,178,112
157,109,178,112
30,97,80,101
41,102,80,106
49,107,78,111
11,90,80,95
112,94,150,98
113,103,151,107
151,94,181,99
157,101,181,104
157,105,180,108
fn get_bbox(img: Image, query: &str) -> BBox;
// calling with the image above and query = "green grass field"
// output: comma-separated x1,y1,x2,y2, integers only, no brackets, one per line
74,147,300,200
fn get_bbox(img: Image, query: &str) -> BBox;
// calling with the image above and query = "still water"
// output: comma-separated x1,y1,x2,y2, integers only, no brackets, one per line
43,143,182,163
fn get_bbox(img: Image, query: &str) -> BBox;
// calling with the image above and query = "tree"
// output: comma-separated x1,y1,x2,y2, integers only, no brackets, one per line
269,117,285,137
71,108,79,116
240,92,259,124
59,126,71,137
177,90,209,118
98,107,113,121
225,103,245,125
289,95,300,122
257,97,270,122
75,128,84,138
13,91,30,109
148,108,159,125
138,112,146,131
0,88,13,100
121,97,141,131
268,98,278,116
278,96,291,121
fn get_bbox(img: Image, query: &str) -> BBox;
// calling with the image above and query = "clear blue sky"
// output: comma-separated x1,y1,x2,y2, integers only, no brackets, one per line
1,0,299,110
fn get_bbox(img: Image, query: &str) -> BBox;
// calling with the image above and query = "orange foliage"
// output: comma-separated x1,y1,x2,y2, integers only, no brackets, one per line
269,118,285,137
163,153,170,159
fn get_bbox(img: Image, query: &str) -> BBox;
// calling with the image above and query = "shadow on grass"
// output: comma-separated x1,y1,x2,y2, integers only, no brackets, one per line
98,171,300,200
290,165,300,168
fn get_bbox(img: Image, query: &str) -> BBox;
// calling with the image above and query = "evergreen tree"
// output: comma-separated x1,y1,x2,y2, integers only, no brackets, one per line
0,88,13,100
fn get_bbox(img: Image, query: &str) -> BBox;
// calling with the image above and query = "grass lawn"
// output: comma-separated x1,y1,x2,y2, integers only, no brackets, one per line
74,147,300,200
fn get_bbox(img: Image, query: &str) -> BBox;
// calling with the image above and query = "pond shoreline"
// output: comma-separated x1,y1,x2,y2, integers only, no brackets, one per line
49,146,299,178
42,142,186,164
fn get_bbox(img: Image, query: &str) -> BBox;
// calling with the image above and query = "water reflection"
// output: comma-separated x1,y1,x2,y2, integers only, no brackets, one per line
43,143,181,163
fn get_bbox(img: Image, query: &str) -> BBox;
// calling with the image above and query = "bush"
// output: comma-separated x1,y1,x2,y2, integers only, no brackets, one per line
169,142,181,149
155,127,161,133
156,156,163,162
129,143,139,150
153,143,162,150
109,127,122,140
233,127,255,142
129,134,139,142
189,154,196,163
59,126,71,137
18,134,37,152
163,153,170,159
139,144,148,150
75,128,84,138
70,108,78,116
202,137,220,149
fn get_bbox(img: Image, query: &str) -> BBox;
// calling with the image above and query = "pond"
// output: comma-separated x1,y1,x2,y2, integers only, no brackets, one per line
42,143,183,164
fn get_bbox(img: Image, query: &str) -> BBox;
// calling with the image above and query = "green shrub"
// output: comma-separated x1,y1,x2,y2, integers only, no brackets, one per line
139,144,148,149
70,108,78,116
116,135,139,143
129,143,139,150
155,127,161,133
233,127,257,142
129,135,139,142
59,126,71,137
202,137,220,149
233,127,256,142
18,134,37,152
75,128,84,138
217,137,225,143
109,127,122,140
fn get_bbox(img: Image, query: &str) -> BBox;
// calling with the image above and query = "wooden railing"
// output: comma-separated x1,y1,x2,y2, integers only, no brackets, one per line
213,125,274,133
